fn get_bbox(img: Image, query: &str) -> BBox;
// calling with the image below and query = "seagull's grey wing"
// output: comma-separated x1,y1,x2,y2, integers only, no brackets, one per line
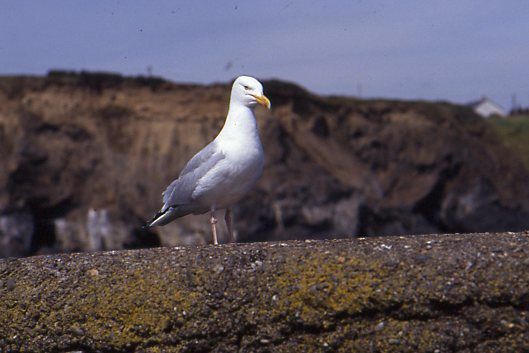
161,141,224,211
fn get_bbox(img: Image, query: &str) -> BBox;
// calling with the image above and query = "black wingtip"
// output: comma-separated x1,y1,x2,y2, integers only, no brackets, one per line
141,216,155,229
141,223,151,230
144,209,167,228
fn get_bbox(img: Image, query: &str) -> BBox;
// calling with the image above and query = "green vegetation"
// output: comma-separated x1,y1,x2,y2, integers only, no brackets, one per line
487,114,529,171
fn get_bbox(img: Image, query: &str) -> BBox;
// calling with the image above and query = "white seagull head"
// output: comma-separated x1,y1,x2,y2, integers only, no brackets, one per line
231,76,271,110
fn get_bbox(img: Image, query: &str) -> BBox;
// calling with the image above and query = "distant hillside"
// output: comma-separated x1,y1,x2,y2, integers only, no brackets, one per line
1,71,529,257
487,114,529,172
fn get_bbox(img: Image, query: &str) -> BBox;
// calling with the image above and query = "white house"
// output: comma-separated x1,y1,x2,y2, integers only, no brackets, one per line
467,97,506,118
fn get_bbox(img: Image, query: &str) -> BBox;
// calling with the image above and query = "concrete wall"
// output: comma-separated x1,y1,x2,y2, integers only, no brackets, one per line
1,232,529,352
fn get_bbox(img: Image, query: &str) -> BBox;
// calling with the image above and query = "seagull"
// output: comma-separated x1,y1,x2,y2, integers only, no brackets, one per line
145,76,271,245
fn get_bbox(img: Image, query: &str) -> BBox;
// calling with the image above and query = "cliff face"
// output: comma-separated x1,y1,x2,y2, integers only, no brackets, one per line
1,71,528,256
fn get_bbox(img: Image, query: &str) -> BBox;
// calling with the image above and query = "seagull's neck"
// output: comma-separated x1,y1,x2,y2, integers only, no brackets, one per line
218,102,259,141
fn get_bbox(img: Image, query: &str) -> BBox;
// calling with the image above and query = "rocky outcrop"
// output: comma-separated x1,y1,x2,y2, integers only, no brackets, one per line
1,232,529,352
1,71,529,257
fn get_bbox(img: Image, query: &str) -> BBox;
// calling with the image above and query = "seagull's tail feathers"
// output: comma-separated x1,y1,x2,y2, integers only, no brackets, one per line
144,205,192,228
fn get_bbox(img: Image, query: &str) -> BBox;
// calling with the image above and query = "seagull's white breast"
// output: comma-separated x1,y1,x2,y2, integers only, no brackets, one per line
191,106,264,209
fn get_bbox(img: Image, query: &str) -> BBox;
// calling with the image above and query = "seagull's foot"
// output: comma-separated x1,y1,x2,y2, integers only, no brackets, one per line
210,214,219,245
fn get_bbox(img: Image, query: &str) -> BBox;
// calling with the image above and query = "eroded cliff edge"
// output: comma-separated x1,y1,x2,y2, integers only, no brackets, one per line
1,71,529,257
1,232,529,352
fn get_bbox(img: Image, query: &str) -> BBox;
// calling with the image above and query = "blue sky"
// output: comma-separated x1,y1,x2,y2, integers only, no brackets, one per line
1,1,528,109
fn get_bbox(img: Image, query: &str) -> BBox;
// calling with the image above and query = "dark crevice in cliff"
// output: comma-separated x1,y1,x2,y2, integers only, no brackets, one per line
27,198,77,254
413,161,462,232
126,226,161,249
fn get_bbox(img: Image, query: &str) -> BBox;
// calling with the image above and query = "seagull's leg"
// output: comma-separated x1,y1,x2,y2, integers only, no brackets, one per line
225,208,235,243
210,208,218,245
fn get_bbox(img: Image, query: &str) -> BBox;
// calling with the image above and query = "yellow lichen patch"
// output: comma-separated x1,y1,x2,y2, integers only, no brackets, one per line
66,271,191,347
271,252,389,324
0,262,198,351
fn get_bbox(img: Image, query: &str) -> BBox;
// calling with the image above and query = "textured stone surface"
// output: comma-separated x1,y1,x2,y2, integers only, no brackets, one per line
1,232,529,352
1,71,529,257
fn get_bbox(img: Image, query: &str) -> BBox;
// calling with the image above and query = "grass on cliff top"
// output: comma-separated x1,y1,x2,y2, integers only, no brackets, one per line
487,114,529,171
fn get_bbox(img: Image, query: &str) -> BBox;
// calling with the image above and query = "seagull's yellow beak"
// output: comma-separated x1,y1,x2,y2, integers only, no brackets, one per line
251,94,271,110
